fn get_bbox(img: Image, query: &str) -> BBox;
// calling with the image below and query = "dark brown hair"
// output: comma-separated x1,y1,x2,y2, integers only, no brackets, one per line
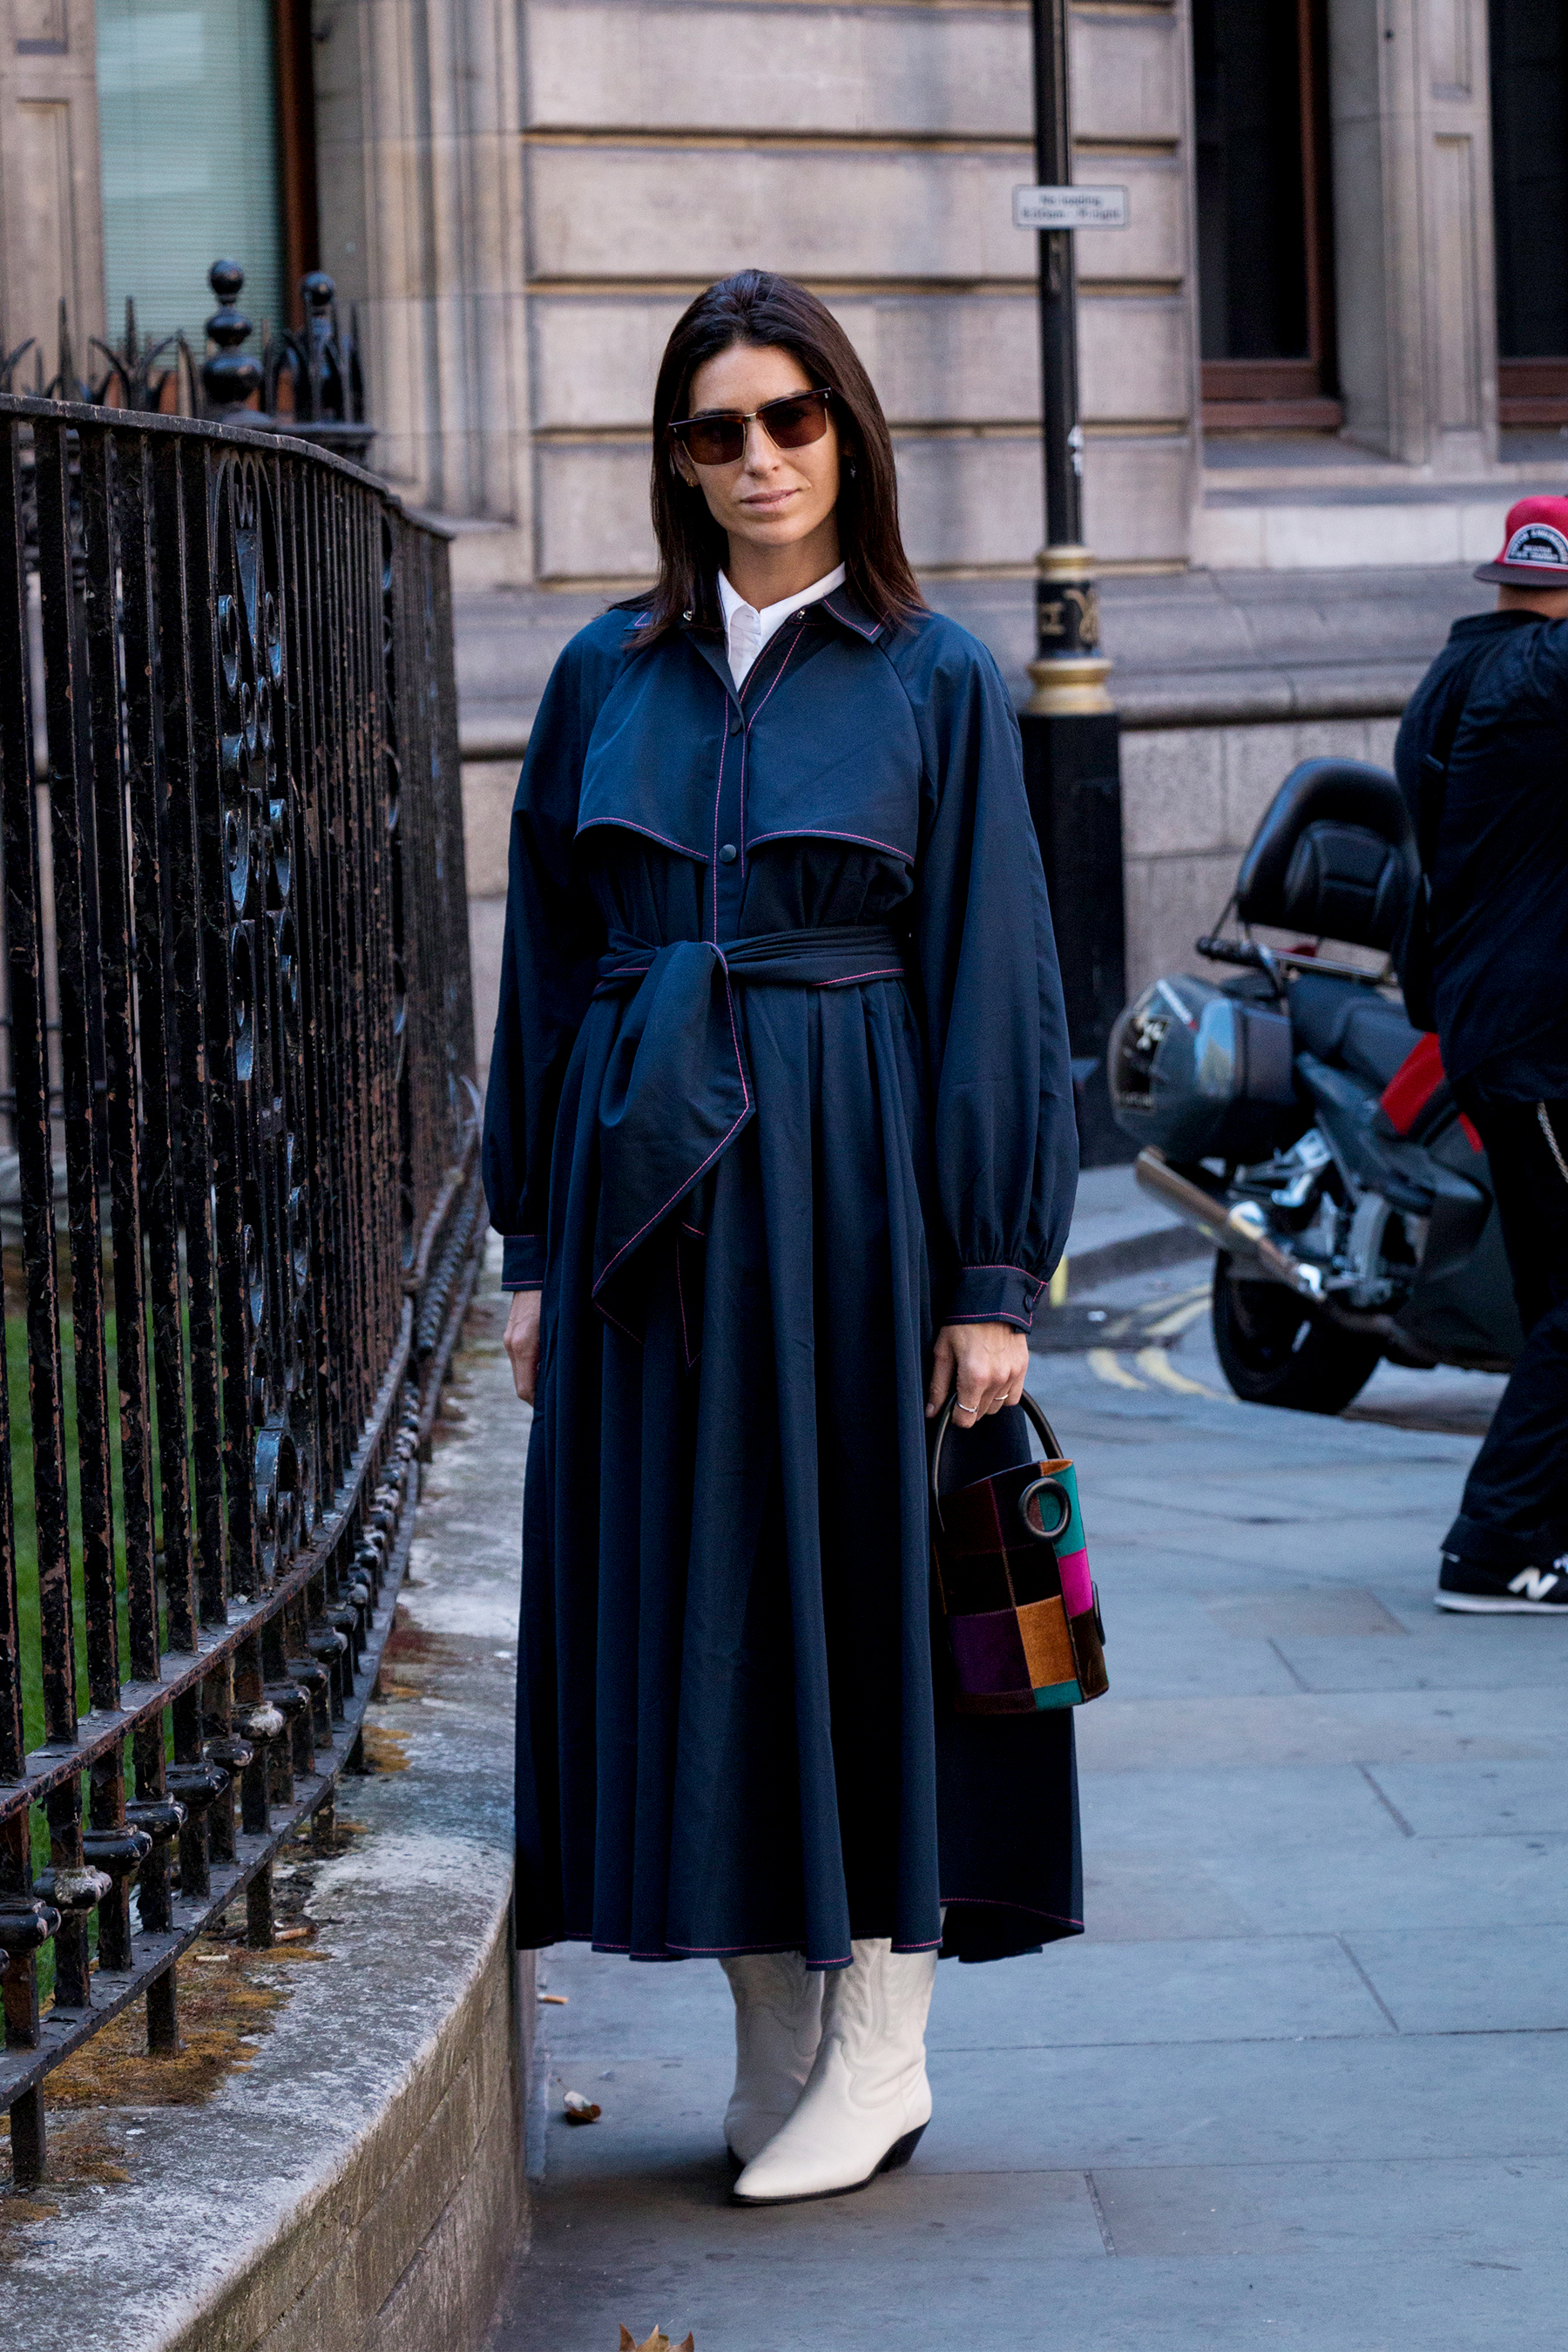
632,270,925,644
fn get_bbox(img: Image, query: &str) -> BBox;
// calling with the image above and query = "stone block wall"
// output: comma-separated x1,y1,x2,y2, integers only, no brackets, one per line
520,0,1198,582
318,0,1200,584
1120,714,1402,995
465,760,516,1087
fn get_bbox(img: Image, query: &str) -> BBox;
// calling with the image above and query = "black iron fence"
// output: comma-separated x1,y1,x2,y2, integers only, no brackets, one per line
0,389,480,2186
2,257,371,466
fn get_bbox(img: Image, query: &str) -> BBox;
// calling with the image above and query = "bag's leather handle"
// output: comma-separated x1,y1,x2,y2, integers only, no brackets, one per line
929,1388,1064,1537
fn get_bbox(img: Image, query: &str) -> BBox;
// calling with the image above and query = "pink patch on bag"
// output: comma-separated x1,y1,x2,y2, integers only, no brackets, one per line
1057,1547,1093,1617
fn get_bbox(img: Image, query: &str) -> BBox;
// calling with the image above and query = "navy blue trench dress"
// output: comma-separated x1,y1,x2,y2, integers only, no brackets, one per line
482,581,1084,1970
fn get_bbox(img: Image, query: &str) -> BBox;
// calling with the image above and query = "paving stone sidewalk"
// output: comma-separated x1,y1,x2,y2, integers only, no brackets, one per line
490,1352,1568,2352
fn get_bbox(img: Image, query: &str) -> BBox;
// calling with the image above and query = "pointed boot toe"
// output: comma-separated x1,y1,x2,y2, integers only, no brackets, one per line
731,1939,936,2206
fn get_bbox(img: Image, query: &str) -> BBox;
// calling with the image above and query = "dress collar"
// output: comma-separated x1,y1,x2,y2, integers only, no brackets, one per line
674,571,889,688
717,562,847,639
817,578,889,642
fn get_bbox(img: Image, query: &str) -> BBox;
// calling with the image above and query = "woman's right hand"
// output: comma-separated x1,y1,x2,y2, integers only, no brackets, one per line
504,1288,543,1403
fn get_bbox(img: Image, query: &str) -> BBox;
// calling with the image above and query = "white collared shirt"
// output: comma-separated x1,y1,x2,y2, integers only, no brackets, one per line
717,563,848,690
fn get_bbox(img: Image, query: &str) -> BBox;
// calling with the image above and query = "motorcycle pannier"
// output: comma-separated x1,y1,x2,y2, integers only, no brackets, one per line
1109,976,1298,1164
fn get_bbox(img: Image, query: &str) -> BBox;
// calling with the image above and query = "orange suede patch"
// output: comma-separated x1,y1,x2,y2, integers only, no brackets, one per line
1017,1597,1076,1688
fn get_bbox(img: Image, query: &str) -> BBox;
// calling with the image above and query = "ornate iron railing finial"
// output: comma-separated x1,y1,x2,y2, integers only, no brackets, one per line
201,259,265,417
266,270,373,465
89,296,193,414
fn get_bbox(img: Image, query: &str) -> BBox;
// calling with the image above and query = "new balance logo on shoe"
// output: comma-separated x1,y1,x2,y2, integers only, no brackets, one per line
1508,1565,1566,1602
1436,1551,1568,1612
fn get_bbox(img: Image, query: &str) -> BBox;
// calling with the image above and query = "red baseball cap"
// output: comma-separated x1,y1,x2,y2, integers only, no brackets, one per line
1474,495,1568,585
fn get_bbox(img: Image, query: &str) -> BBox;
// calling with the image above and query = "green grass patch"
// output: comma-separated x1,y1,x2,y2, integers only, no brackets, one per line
7,1268,229,2012
8,1304,131,1757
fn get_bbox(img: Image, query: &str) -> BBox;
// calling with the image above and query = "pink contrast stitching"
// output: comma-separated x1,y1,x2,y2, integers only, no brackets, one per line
710,727,728,941
595,1297,642,1343
592,954,752,1292
675,1232,700,1369
822,590,881,640
593,1106,749,1294
938,1896,1085,1930
738,722,749,886
747,825,913,862
747,625,806,724
665,1938,853,1963
812,966,904,989
576,815,709,862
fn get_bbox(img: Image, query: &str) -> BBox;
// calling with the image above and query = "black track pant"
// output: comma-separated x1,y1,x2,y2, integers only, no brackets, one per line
1443,1097,1568,1566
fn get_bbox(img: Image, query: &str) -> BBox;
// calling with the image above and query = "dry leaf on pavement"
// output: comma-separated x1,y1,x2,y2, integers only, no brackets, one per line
618,2329,694,2352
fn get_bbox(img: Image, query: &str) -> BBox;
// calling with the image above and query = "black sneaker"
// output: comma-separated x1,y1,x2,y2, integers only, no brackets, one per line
1436,1552,1568,1613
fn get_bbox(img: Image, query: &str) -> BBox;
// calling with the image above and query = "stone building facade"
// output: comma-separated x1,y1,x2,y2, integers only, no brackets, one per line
3,1,1565,1017
313,0,1199,590
9,3,1562,585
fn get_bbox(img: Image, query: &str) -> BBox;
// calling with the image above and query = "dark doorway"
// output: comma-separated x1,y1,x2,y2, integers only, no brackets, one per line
1193,0,1339,432
1490,0,1568,425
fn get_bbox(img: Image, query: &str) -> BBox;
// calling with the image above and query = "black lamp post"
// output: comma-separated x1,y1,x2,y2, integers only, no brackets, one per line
1018,0,1131,1167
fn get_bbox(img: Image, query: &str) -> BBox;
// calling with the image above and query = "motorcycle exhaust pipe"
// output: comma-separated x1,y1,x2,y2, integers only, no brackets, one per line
1133,1147,1325,1303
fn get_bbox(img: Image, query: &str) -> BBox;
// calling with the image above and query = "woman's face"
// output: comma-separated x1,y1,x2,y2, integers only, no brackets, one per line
674,342,841,564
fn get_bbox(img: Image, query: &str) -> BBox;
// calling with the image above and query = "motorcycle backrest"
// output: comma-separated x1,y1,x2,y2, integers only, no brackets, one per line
1234,759,1417,952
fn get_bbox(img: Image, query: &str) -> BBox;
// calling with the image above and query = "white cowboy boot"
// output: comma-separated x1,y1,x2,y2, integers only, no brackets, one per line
731,1938,936,2204
719,1951,825,2165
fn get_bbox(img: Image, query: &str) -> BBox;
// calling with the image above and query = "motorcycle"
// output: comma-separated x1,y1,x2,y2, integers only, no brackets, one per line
1107,757,1522,1414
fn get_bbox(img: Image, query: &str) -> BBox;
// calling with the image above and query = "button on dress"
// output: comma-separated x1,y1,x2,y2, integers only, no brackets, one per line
483,585,1084,1967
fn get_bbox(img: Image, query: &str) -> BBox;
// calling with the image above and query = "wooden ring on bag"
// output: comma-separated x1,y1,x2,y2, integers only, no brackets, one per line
1017,1475,1072,1545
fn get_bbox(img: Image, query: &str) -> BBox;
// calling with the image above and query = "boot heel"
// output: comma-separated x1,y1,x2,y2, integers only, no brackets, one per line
879,2123,927,2174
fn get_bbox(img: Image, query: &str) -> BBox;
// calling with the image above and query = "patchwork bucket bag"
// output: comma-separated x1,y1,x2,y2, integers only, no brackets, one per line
929,1389,1107,1714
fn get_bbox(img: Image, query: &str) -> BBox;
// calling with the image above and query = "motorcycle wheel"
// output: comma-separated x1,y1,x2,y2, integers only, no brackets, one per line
1210,1254,1382,1415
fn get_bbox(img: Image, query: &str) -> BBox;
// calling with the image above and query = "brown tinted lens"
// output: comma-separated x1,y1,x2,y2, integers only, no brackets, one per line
760,391,830,449
678,415,745,465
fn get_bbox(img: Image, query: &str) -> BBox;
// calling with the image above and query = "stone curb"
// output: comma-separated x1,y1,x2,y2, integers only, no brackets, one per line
156,1899,524,2352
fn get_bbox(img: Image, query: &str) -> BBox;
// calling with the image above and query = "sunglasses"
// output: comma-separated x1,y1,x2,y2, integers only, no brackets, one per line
667,386,835,469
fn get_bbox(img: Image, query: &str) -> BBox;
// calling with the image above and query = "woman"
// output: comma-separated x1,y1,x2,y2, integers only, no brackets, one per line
483,270,1081,2207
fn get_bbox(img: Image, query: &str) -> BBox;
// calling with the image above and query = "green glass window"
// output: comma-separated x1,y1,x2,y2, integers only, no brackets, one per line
96,0,284,351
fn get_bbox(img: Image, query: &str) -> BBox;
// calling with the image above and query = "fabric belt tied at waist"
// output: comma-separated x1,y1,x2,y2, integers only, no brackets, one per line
589,924,907,1326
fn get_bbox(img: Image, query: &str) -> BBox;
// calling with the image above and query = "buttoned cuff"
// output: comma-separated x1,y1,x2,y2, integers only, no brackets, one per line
943,1263,1047,1334
500,1233,546,1291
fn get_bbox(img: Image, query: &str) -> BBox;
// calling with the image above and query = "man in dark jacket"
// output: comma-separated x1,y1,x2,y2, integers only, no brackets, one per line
1394,497,1568,1612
